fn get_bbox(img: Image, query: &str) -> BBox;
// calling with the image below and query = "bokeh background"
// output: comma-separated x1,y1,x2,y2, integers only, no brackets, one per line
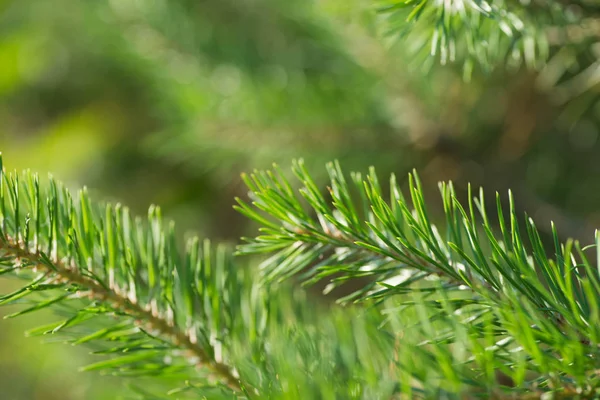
1,0,600,398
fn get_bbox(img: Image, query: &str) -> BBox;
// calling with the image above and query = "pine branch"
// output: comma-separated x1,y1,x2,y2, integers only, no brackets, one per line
0,155,403,399
236,160,600,395
5,153,600,398
0,154,255,397
375,0,590,76
0,235,241,392
237,160,598,315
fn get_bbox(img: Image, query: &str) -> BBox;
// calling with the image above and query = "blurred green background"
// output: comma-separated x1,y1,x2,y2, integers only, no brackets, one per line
1,0,599,398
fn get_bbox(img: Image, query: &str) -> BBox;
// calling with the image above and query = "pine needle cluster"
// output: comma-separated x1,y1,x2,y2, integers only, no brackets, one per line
1,153,600,399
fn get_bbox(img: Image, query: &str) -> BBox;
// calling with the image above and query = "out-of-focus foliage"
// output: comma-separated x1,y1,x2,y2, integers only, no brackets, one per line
376,0,592,75
2,0,600,398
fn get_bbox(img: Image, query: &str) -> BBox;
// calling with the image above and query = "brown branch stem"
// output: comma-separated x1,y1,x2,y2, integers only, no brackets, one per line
0,235,243,393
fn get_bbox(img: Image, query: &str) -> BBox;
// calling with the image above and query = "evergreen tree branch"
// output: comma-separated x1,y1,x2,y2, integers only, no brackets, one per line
4,154,600,398
0,235,241,392
0,155,405,399
0,155,257,397
237,160,600,350
375,0,592,75
236,161,504,297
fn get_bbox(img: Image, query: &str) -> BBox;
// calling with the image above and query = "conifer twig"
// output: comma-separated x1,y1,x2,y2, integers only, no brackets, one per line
0,235,242,393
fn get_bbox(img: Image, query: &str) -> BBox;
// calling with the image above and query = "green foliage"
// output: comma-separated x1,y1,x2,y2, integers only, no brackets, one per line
0,157,256,398
237,160,600,398
377,0,596,77
3,154,600,398
0,156,400,399
4,0,600,399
